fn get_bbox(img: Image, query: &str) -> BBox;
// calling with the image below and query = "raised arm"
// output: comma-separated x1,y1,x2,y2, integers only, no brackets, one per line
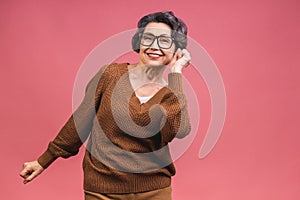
157,48,192,143
159,72,191,143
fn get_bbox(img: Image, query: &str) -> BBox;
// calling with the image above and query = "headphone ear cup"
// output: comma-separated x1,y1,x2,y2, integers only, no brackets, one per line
131,32,141,53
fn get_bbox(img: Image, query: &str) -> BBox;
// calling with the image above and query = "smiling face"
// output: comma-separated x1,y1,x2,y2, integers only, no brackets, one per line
138,22,176,67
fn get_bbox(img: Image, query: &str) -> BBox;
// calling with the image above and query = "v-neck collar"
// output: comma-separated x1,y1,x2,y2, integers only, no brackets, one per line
122,63,169,110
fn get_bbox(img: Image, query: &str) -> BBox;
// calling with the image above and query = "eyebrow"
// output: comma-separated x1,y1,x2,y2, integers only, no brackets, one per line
143,32,172,37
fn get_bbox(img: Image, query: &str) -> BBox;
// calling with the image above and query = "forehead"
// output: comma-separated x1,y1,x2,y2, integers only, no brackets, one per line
144,22,172,36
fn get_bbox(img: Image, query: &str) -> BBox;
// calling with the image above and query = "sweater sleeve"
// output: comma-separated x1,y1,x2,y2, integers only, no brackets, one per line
37,65,108,169
159,73,191,143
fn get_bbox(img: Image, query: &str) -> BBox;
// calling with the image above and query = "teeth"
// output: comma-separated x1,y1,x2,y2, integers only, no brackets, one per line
148,53,161,58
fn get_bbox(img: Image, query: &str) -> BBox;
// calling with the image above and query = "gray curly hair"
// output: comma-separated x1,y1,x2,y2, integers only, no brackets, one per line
131,11,188,53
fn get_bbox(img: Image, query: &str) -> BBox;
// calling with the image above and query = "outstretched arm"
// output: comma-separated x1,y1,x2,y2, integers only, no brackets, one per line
19,65,108,184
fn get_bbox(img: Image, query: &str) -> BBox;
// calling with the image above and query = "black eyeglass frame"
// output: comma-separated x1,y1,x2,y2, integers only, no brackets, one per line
140,33,175,49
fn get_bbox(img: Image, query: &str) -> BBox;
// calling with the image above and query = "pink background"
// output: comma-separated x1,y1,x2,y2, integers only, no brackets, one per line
1,0,300,199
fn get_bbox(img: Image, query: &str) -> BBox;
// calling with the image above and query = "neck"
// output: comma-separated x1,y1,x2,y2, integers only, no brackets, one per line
134,62,166,83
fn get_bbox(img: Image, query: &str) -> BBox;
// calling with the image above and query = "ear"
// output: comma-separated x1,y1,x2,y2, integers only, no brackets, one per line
131,32,141,53
169,48,180,67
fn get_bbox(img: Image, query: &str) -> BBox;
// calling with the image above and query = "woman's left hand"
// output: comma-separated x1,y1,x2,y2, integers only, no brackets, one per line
169,48,191,73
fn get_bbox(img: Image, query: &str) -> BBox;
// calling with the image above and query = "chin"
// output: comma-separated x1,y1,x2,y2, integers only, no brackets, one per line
143,62,169,69
145,60,166,67
142,55,168,67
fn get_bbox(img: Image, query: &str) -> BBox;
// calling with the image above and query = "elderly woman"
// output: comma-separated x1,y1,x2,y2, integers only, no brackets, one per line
20,11,191,200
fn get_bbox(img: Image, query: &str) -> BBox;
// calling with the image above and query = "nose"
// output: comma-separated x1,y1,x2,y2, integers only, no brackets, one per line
149,38,160,49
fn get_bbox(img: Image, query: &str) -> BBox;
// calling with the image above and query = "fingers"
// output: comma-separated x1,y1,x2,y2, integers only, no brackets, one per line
20,162,31,179
181,49,191,62
23,170,40,184
176,49,191,61
170,48,191,73
20,161,44,184
175,48,184,59
177,49,191,67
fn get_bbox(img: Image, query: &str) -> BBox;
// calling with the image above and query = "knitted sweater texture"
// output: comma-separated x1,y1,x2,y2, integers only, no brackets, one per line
37,63,191,193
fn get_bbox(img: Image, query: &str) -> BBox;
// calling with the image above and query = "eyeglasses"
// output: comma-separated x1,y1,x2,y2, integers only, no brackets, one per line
140,33,174,49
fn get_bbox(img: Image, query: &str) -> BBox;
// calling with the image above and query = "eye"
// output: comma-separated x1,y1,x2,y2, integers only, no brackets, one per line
159,37,172,44
142,35,154,41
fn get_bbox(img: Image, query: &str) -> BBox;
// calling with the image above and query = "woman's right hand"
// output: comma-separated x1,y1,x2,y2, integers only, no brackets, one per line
20,160,44,184
169,48,191,73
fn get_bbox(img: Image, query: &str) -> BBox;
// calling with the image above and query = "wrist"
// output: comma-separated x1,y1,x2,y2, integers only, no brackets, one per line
168,73,183,93
170,66,183,73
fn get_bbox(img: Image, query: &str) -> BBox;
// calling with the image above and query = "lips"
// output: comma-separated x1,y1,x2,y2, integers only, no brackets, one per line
146,52,164,59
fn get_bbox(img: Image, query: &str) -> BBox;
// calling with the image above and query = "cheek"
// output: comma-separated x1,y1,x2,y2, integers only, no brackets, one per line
163,50,175,61
164,54,174,64
139,44,149,53
139,47,146,57
164,45,175,57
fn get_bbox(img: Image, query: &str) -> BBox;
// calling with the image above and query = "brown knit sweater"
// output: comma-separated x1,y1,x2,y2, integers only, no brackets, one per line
37,63,191,194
